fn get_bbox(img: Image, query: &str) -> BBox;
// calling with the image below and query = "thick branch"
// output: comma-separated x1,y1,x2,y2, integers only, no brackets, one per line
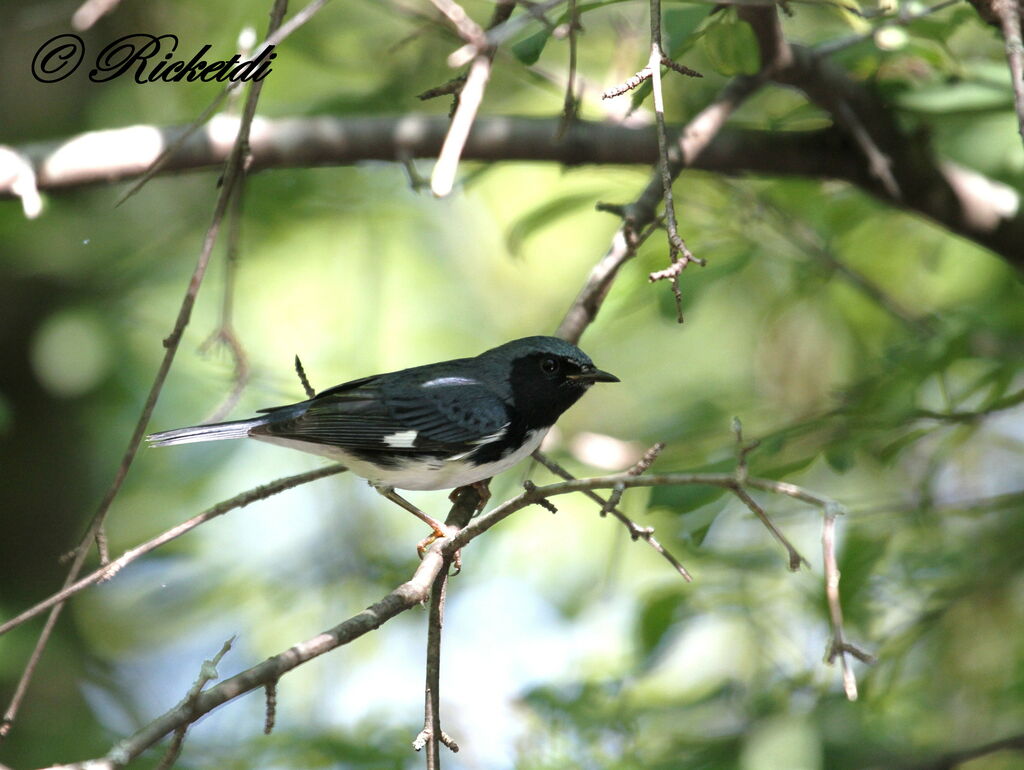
3,116,1019,270
737,7,1020,262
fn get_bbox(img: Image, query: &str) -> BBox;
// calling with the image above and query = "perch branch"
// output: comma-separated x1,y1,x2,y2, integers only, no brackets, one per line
0,465,345,637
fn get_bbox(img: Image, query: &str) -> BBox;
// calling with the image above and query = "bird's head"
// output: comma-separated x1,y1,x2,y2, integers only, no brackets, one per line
479,336,619,428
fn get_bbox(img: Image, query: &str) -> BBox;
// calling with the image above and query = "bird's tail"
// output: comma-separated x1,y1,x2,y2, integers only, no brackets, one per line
147,416,267,447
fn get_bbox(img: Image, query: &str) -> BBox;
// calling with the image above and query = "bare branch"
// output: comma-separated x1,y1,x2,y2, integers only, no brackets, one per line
0,0,287,729
90,547,450,767
154,637,235,770
994,0,1024,148
199,186,251,423
449,0,567,67
263,679,278,735
532,450,693,581
821,504,874,700
601,55,701,100
429,0,487,47
72,0,123,30
32,467,849,765
556,0,581,138
907,732,1024,770
0,465,346,638
115,0,332,204
5,115,1021,270
294,355,317,398
431,54,492,197
816,0,962,56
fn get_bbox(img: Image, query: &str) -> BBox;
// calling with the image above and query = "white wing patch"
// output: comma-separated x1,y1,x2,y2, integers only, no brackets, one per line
421,376,478,388
383,429,419,448
471,423,510,445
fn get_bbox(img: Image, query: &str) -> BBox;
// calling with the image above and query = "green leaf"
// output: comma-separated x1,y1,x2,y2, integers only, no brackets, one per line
636,588,689,667
512,0,638,65
834,529,889,627
505,192,598,256
753,454,817,480
824,444,855,473
678,503,723,547
700,18,760,77
664,6,711,54
877,428,932,464
511,27,550,66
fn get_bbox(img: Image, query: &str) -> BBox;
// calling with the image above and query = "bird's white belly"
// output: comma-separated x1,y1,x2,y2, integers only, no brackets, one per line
252,428,548,491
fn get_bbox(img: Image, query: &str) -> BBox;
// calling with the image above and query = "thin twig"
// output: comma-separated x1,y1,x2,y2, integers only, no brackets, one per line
554,216,661,344
200,185,252,423
729,184,929,333
414,568,460,767
418,2,514,118
731,485,808,572
601,55,701,99
994,0,1024,148
412,486,480,762
263,679,278,734
730,419,804,570
556,72,764,342
556,0,580,138
449,472,841,558
3,81,252,746
418,75,468,101
0,465,346,638
532,450,692,581
448,0,567,67
294,355,316,398
429,0,487,48
910,386,1024,422
115,0,331,206
87,545,451,767
0,3,292,736
48,470,847,765
907,732,1024,770
431,54,492,197
815,0,962,57
646,0,703,322
71,0,122,30
154,637,235,770
832,99,900,199
821,504,873,700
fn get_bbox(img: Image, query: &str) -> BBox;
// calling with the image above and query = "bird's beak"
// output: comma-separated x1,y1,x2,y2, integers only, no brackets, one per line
570,367,620,384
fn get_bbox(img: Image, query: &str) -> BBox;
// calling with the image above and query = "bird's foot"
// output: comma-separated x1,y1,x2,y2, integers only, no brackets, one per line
375,485,462,571
416,524,462,573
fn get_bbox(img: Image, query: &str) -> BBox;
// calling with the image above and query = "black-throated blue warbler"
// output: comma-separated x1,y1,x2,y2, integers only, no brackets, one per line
148,336,618,543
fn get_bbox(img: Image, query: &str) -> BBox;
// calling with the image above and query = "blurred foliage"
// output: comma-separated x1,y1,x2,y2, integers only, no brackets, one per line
1,0,1023,769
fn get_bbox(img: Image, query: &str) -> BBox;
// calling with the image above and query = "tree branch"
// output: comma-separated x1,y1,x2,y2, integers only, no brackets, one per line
0,0,290,740
2,115,1020,269
30,468,858,767
0,465,346,638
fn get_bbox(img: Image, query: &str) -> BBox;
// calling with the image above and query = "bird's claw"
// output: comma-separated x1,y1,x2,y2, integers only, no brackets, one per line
416,524,462,573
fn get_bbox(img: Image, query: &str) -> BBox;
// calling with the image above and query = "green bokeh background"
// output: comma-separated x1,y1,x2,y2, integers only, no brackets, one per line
2,1,1023,768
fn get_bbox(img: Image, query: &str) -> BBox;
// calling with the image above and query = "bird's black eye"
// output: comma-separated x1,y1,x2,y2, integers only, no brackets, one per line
540,357,559,375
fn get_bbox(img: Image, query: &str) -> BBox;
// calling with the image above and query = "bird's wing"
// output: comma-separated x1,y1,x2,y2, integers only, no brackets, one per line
252,373,510,453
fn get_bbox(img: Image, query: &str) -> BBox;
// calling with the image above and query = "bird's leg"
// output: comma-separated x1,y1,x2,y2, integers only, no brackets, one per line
374,486,458,561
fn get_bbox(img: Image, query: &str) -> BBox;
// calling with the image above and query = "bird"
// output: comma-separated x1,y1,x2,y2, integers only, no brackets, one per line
148,336,619,547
